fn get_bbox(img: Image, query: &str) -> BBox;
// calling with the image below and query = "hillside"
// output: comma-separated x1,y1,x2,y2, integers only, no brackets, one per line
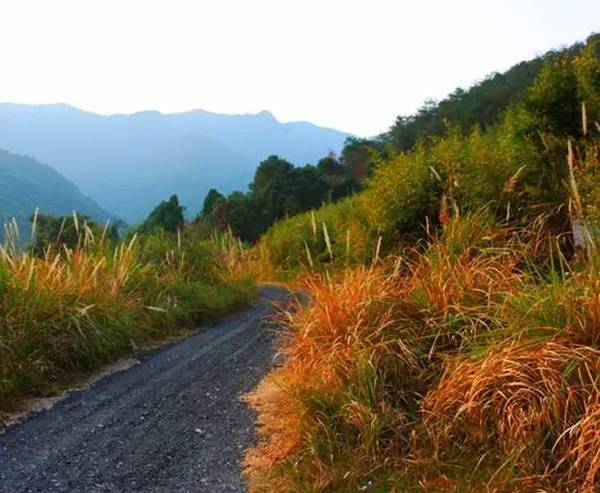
243,33,600,492
195,37,594,247
382,38,585,150
194,36,593,246
0,149,113,238
0,104,351,223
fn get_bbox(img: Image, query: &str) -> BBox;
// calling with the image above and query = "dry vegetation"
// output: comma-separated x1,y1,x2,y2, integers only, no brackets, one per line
246,216,600,492
244,37,600,492
0,222,255,420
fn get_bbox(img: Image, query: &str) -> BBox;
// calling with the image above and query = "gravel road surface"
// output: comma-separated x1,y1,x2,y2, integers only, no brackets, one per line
0,286,288,493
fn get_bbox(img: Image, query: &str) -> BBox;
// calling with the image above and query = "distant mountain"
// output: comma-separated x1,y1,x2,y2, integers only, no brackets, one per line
0,104,351,222
0,149,114,240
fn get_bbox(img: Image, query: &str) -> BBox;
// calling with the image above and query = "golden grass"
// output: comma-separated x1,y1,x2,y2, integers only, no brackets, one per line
0,227,255,416
424,340,600,491
245,214,600,491
244,217,539,491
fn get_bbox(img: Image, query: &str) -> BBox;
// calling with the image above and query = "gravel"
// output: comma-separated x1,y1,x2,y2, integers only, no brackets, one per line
0,286,288,493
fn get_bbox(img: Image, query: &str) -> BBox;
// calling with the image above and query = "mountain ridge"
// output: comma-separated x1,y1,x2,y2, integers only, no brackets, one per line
0,103,351,222
0,103,349,131
0,148,115,239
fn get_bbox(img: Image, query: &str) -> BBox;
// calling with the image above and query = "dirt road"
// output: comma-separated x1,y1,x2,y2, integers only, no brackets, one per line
0,286,288,493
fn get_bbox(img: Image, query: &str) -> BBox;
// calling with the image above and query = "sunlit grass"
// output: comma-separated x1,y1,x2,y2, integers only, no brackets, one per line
0,223,255,416
245,209,600,492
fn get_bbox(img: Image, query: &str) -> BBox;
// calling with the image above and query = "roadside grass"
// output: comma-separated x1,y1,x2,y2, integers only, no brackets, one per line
245,213,600,491
244,41,600,491
0,225,256,419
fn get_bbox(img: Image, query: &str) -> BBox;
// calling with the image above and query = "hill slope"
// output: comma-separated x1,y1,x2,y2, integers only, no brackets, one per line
0,149,113,238
382,38,586,150
244,33,600,492
0,104,351,223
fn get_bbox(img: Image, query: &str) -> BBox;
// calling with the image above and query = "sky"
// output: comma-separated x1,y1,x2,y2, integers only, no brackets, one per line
0,0,598,136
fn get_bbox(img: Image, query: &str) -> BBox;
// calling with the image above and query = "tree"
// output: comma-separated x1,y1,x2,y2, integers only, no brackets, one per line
200,189,225,218
316,153,342,175
250,155,296,228
525,55,581,137
30,212,116,256
525,34,600,138
224,191,261,241
251,155,295,195
575,34,600,124
340,137,374,180
138,195,185,234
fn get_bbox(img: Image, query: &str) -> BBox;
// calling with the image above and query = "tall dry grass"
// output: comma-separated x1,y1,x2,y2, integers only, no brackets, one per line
0,224,255,418
423,340,600,492
246,200,600,491
245,214,546,491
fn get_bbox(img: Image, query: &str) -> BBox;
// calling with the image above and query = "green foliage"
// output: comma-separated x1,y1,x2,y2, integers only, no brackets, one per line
575,34,600,122
258,34,600,274
383,39,585,151
138,194,185,234
30,213,118,256
517,33,600,138
200,152,366,242
259,197,371,271
339,137,375,180
251,155,322,224
525,56,582,136
259,117,541,272
200,188,225,218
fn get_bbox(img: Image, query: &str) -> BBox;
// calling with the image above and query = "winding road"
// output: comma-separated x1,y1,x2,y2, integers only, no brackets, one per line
0,286,288,493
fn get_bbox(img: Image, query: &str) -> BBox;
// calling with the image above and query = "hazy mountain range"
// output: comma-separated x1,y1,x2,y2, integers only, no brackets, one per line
0,103,351,223
0,149,113,240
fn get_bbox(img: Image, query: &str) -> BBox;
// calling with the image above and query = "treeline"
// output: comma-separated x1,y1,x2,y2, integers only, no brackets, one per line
192,36,593,243
381,40,585,150
257,33,600,271
196,139,372,242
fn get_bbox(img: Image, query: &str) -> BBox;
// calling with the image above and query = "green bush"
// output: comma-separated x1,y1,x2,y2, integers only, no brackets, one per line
258,37,600,275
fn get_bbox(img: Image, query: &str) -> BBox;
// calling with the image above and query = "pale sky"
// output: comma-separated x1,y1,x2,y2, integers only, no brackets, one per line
0,0,598,136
